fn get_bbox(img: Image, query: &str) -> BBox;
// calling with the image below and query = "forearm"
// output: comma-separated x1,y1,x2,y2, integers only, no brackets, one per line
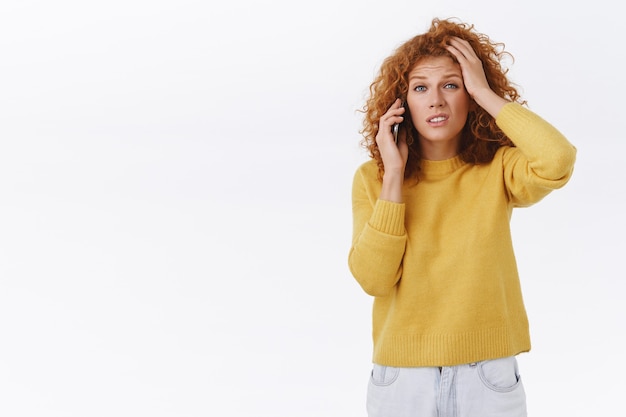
471,87,509,119
497,103,577,180
349,197,407,297
348,229,405,296
379,170,404,203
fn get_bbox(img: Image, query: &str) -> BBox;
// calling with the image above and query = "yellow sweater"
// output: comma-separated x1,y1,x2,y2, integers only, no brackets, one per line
348,103,576,367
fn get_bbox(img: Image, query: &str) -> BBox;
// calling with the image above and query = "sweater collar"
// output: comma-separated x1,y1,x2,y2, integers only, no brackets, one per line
420,155,465,179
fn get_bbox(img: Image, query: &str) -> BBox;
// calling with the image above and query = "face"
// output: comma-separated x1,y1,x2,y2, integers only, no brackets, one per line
406,56,470,157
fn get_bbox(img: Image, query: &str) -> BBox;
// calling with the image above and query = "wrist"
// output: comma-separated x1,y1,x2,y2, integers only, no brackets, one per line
382,166,404,179
380,170,404,203
472,88,509,118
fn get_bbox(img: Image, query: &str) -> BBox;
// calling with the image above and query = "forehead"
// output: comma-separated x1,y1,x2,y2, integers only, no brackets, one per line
409,56,461,77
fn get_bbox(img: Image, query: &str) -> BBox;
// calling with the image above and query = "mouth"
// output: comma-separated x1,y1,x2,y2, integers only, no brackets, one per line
427,114,448,123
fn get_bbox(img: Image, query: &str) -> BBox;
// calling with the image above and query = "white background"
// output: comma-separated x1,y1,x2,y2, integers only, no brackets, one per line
0,0,624,416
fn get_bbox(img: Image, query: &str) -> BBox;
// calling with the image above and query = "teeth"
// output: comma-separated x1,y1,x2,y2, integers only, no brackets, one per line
429,116,446,123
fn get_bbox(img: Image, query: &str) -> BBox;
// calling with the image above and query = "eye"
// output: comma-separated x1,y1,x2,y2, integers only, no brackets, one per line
444,83,459,89
414,85,427,92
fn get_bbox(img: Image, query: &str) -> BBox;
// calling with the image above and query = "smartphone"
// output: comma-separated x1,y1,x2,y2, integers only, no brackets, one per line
393,122,400,144
393,101,406,144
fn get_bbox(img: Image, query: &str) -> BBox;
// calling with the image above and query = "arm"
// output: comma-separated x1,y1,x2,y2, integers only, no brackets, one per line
348,166,407,297
497,103,576,205
447,37,576,203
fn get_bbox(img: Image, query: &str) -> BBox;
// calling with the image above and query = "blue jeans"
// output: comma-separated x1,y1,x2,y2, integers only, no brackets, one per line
367,356,526,417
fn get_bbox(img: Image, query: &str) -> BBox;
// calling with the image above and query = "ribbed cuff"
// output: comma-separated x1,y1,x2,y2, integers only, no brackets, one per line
369,199,405,236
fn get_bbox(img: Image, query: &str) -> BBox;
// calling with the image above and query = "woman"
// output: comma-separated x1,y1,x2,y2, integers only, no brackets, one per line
348,18,576,416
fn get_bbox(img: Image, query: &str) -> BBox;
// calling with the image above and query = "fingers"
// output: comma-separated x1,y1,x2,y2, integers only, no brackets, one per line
445,37,491,98
445,36,478,62
375,99,409,170
378,98,405,140
445,37,505,113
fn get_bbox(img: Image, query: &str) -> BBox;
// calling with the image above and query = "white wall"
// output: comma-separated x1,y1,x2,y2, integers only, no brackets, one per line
0,0,623,416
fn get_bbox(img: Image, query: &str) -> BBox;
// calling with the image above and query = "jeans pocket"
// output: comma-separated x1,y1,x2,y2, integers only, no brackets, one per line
370,364,400,387
477,356,522,393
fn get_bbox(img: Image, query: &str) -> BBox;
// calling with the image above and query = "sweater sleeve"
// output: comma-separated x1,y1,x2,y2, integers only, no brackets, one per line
496,103,577,207
348,166,407,297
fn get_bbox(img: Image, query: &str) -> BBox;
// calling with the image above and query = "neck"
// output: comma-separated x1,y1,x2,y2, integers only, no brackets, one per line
419,139,459,161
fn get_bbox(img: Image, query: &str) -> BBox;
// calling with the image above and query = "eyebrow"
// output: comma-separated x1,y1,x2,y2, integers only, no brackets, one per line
409,72,463,81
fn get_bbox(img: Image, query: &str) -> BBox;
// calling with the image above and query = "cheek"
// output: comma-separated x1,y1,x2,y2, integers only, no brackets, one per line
405,102,421,124
408,110,422,128
452,98,470,121
458,95,471,112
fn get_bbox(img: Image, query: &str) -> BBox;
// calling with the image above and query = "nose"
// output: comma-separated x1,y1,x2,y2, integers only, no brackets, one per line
429,90,444,108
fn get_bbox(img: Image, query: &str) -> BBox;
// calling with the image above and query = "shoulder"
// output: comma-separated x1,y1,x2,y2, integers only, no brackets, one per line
498,145,525,164
354,159,379,178
352,159,381,193
496,145,514,158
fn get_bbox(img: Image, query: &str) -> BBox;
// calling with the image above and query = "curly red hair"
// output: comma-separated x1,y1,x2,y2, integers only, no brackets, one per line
360,18,525,180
